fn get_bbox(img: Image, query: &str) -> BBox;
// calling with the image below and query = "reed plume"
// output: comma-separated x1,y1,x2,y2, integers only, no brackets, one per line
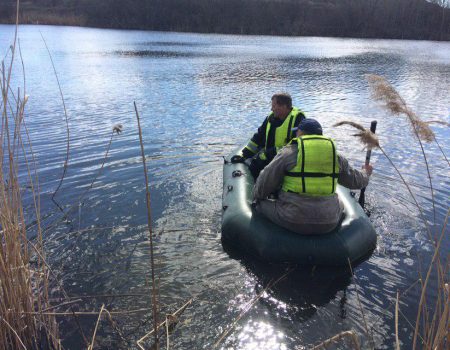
366,74,434,142
333,121,379,150
366,74,436,223
333,120,432,237
113,123,123,133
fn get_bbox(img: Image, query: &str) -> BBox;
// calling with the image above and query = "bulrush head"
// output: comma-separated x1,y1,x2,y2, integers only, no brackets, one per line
113,123,123,134
333,121,380,150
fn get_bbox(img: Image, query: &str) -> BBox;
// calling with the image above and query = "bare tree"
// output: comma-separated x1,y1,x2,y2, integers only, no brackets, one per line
432,0,450,40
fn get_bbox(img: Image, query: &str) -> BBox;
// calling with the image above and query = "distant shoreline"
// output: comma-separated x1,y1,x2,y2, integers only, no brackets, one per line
1,1,449,42
2,20,450,43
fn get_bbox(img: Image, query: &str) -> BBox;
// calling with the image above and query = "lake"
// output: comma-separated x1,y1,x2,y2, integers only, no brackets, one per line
1,24,449,349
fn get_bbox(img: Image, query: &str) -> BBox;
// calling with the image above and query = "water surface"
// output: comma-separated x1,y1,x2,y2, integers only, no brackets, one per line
1,25,449,349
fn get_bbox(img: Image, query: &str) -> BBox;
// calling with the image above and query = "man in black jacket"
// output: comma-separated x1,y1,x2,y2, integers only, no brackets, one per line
231,93,306,179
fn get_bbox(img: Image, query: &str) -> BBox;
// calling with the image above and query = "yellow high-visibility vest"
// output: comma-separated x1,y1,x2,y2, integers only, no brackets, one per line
282,135,339,196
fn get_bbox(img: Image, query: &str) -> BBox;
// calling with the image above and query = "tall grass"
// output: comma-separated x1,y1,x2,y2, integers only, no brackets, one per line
0,3,60,348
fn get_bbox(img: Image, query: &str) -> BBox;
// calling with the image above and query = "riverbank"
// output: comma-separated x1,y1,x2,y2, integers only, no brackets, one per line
1,0,449,41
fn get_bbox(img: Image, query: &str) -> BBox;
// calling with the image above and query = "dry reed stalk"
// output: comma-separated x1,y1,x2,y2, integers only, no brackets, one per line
38,32,71,201
426,276,445,349
134,101,159,348
370,278,421,332
430,135,449,167
16,308,152,316
398,308,425,344
423,120,450,166
0,317,28,350
24,230,90,346
51,292,150,300
366,74,437,222
88,304,105,350
104,308,130,347
42,125,122,233
412,209,449,350
432,283,449,349
166,315,170,350
347,259,374,349
41,298,83,312
212,267,294,349
137,298,193,349
395,291,400,350
310,330,361,350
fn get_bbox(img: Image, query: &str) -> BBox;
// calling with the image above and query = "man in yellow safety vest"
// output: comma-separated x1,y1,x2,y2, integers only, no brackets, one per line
253,118,373,234
231,93,306,179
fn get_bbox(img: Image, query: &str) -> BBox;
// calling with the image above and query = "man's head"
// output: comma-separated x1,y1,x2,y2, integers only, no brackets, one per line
292,118,323,136
271,93,292,120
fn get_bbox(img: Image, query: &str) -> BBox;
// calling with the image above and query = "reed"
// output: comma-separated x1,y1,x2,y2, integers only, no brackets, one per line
134,101,160,349
311,330,361,350
39,32,71,201
333,121,436,242
364,76,448,348
334,117,449,349
347,259,374,349
0,2,60,348
365,74,438,222
212,267,294,349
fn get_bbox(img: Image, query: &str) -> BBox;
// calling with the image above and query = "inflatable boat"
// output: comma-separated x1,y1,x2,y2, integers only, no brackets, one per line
221,152,377,266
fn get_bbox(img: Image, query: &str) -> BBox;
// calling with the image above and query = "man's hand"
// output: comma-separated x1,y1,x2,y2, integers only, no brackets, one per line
264,147,277,161
362,164,373,176
231,155,245,164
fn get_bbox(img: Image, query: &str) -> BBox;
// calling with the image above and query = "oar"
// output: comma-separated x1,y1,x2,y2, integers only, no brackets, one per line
358,120,377,207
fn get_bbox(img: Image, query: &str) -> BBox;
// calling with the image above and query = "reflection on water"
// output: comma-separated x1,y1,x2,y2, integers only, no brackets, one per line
1,24,449,349
114,49,215,58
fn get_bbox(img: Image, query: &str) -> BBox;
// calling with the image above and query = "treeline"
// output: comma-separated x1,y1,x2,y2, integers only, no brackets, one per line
1,0,449,40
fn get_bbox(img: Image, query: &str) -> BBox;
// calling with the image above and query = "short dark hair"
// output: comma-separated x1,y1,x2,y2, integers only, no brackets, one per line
271,93,292,109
